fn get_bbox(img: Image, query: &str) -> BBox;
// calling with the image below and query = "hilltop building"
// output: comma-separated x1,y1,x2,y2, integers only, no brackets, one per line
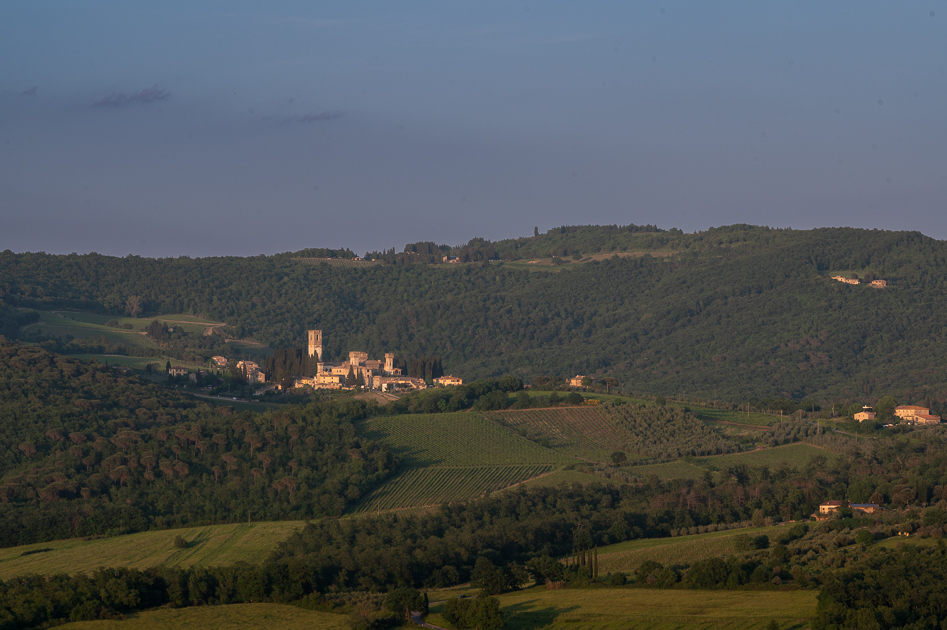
295,330,424,392
895,405,941,425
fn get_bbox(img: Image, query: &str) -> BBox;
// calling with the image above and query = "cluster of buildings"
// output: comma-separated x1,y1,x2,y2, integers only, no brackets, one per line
292,330,462,392
815,501,880,520
855,405,941,425
831,275,887,287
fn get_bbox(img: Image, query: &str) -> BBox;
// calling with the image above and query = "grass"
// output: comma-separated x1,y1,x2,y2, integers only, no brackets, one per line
486,407,642,463
700,443,828,469
59,311,221,335
429,586,816,630
0,522,304,580
627,461,707,480
358,413,576,467
350,465,556,514
594,525,788,574
57,603,349,630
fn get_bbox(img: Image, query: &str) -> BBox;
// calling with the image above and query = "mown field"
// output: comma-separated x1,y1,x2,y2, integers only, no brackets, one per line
627,460,707,480
594,525,788,574
351,465,557,514
358,413,577,467
486,407,638,462
0,522,303,580
428,587,816,630
701,443,827,469
28,311,159,348
58,603,349,630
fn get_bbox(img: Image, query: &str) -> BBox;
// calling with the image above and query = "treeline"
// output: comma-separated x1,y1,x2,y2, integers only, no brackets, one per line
0,343,396,547
8,226,947,401
381,376,524,415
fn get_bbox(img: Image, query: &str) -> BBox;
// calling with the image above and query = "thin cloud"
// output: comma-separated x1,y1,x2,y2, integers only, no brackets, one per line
21,87,37,96
93,84,170,107
300,110,343,122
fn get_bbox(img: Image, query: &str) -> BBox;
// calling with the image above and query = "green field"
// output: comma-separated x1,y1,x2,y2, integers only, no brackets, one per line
486,407,642,462
351,465,556,514
516,468,611,489
701,443,828,469
58,311,222,335
295,257,379,268
594,525,788,574
29,311,160,347
0,522,303,580
359,413,577,467
429,587,816,630
58,603,349,630
627,460,707,480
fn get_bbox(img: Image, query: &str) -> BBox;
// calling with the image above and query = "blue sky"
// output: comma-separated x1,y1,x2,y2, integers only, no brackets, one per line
1,1,944,256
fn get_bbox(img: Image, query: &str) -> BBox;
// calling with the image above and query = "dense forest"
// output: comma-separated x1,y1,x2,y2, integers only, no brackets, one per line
0,343,396,547
4,225,947,402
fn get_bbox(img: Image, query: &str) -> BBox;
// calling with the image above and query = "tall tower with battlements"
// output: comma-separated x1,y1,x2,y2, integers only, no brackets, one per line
307,330,323,361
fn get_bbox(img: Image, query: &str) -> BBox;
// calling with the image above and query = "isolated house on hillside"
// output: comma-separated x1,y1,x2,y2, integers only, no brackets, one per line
854,406,876,422
895,405,941,424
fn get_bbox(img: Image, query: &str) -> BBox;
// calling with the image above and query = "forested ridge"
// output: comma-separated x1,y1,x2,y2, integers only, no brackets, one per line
4,224,947,400
0,343,396,547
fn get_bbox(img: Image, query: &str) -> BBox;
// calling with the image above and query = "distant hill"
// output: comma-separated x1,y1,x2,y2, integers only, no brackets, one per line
3,225,947,402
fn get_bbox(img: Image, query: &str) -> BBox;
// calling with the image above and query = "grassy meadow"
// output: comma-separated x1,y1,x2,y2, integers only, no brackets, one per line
358,413,576,467
57,603,349,630
0,522,304,580
351,464,557,514
428,586,816,630
701,443,828,469
594,525,788,574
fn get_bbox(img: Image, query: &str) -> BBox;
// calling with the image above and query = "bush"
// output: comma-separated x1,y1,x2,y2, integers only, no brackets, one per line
173,535,187,549
855,530,874,546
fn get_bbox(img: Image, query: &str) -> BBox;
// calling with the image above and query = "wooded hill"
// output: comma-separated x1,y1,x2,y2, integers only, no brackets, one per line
0,343,395,547
4,225,947,401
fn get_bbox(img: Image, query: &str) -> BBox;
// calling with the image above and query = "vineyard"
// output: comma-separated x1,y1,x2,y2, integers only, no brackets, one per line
350,465,556,514
358,413,576,467
294,257,379,268
486,407,633,462
626,461,707,480
594,525,787,574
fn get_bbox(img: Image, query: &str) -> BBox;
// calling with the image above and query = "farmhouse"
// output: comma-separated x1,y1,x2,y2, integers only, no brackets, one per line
434,375,464,386
854,406,876,422
870,279,887,287
831,275,860,285
235,360,266,384
569,375,587,387
211,355,228,368
168,366,188,377
815,500,881,519
895,405,941,425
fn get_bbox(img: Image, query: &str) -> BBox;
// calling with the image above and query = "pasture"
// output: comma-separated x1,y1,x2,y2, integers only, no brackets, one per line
626,460,707,480
594,525,788,574
57,603,348,630
487,407,638,462
358,413,576,467
700,443,828,469
429,586,816,630
0,522,303,580
351,465,556,514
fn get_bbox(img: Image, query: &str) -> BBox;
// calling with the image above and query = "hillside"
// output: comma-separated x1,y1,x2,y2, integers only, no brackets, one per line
4,225,947,401
0,343,395,547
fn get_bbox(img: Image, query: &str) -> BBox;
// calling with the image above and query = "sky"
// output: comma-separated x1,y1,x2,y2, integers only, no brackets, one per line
1,1,945,257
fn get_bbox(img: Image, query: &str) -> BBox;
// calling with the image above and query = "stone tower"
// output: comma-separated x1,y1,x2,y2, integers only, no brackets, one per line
384,353,394,374
307,330,323,361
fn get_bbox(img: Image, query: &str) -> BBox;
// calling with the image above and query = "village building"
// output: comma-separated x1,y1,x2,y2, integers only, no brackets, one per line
815,501,881,520
831,275,861,285
235,360,266,384
168,366,188,377
895,405,941,425
295,330,420,392
211,356,228,368
434,375,464,386
854,406,876,422
569,375,587,387
870,279,887,287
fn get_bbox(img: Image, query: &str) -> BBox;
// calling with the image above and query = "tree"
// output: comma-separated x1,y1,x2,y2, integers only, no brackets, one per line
126,294,143,317
384,587,425,619
610,451,627,464
472,557,507,595
345,365,357,388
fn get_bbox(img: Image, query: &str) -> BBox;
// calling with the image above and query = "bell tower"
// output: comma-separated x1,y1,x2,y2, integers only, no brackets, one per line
307,330,323,361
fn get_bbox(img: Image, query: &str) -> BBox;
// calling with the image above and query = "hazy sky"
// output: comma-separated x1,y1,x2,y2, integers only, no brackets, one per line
1,1,945,257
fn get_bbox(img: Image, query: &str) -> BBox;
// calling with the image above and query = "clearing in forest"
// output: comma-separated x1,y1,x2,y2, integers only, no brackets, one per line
350,465,556,514
358,413,576,467
593,525,788,574
58,603,348,630
485,407,635,462
700,443,827,469
0,522,304,580
427,586,816,630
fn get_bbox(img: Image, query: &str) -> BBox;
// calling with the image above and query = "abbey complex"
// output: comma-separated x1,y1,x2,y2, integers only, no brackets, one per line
291,330,461,392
